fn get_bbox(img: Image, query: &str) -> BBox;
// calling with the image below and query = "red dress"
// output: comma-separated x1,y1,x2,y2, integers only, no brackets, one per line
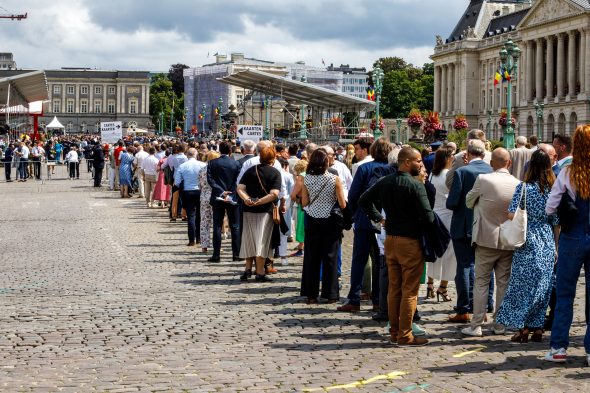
152,157,171,202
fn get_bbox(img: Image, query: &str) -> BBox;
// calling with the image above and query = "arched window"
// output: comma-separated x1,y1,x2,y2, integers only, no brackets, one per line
569,112,577,135
558,113,566,134
547,114,555,141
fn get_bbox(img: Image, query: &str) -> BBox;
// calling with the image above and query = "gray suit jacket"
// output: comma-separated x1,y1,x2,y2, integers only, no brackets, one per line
445,150,492,190
466,169,520,250
509,147,533,180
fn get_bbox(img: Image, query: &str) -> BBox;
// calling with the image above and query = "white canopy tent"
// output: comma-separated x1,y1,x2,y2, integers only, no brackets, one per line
46,116,64,129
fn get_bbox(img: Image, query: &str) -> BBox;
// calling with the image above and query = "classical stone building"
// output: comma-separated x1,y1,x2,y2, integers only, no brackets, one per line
0,68,151,133
432,0,590,141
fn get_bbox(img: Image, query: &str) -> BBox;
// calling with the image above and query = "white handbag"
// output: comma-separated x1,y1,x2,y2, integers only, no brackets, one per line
499,183,527,249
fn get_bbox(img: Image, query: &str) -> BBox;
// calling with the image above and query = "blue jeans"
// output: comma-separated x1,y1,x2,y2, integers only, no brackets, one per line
346,229,379,306
550,233,590,353
18,159,28,179
453,238,494,314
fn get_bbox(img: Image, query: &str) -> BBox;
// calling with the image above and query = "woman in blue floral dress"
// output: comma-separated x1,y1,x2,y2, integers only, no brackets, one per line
496,150,558,343
119,147,136,198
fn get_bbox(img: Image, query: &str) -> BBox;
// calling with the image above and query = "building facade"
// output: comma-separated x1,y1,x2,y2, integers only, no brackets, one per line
0,53,16,70
0,68,151,133
432,0,590,141
327,64,369,100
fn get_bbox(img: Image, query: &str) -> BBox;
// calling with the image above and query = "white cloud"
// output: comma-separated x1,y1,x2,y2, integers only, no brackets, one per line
0,0,464,71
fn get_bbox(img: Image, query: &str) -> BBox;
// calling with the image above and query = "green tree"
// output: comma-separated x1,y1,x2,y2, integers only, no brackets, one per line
373,57,409,73
168,63,189,97
149,74,185,132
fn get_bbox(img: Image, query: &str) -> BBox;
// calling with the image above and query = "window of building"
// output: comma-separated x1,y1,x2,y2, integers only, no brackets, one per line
94,101,102,113
95,85,103,95
80,99,88,113
81,85,88,95
67,122,73,133
67,85,75,95
108,86,116,95
53,85,61,94
107,100,115,114
95,122,100,132
52,100,61,113
66,99,74,113
129,99,138,114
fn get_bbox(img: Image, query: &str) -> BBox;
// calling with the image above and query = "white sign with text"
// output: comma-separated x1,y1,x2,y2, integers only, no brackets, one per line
237,125,263,142
100,121,123,144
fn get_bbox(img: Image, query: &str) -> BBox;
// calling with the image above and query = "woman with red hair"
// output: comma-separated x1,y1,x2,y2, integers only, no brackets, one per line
545,125,590,364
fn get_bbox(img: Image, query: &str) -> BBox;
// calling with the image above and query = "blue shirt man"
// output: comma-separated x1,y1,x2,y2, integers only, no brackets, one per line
174,148,206,245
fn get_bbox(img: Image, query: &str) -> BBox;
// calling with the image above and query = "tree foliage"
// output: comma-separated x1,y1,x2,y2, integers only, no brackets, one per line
371,57,435,119
168,63,189,97
150,73,185,132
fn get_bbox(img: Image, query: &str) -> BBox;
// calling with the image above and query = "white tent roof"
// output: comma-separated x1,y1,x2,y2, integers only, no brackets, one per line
0,71,49,104
46,116,64,129
218,69,376,111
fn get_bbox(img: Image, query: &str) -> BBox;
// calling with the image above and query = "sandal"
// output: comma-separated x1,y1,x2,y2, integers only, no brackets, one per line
436,286,452,302
511,328,530,343
426,283,435,299
531,328,544,342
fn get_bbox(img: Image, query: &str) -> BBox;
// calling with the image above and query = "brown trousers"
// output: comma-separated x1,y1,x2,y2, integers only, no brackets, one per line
144,174,157,205
385,235,424,343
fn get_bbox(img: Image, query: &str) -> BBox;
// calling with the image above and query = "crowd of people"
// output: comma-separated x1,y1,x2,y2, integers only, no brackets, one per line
1,128,589,365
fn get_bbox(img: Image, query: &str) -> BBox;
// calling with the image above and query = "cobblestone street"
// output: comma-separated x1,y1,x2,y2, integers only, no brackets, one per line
1,171,589,392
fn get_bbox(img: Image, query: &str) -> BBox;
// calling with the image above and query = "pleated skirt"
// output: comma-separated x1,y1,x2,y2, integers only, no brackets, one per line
239,212,275,259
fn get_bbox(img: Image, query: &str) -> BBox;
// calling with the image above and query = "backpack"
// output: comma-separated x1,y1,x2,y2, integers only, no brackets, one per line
164,166,174,186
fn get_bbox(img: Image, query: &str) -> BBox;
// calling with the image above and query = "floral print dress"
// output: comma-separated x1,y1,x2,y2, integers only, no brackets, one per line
496,182,558,329
199,165,213,249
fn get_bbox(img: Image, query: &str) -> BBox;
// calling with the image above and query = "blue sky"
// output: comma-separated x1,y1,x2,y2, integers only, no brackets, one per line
0,0,467,71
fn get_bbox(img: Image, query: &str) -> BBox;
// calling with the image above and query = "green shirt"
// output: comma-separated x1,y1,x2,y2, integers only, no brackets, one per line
359,171,434,240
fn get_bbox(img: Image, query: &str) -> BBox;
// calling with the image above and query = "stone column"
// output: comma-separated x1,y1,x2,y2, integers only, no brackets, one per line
557,33,565,99
434,66,441,112
568,31,576,98
447,63,454,113
454,61,461,113
580,29,586,94
536,38,544,101
441,65,447,113
526,40,534,101
546,36,555,100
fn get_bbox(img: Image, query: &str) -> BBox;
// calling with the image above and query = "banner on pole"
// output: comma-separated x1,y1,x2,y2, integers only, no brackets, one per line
100,121,123,144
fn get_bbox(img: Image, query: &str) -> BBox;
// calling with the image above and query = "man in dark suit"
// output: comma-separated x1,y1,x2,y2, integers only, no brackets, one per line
91,141,105,187
446,140,493,322
207,141,242,262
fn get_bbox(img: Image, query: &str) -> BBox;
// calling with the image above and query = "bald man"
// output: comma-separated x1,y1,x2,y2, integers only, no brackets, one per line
462,148,520,337
523,143,559,177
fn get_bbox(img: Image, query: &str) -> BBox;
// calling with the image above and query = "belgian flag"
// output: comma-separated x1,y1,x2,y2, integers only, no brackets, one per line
493,69,502,86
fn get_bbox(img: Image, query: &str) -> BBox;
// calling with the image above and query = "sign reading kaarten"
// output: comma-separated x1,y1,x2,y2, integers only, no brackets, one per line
100,121,123,144
237,125,263,142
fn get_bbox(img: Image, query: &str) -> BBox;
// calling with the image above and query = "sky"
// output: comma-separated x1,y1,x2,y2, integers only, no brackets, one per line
0,0,467,72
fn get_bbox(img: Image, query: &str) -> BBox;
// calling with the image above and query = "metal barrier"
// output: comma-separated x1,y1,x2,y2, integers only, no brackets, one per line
0,158,99,183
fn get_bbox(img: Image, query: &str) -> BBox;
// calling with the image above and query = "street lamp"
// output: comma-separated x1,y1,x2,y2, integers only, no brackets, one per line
184,107,189,135
217,97,223,135
200,104,206,135
534,102,544,142
499,40,521,149
159,111,163,135
373,65,385,138
486,109,492,137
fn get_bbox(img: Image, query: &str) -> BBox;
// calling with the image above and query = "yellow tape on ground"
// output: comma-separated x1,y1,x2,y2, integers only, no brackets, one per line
302,371,407,392
452,346,486,358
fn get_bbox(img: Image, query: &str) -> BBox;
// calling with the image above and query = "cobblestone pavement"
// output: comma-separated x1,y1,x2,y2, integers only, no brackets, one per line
1,168,589,392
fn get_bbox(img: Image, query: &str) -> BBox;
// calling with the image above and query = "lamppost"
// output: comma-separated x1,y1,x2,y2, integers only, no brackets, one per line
486,109,492,137
183,107,189,135
499,40,521,149
534,102,544,142
395,118,402,144
300,75,307,140
373,65,385,138
169,105,174,135
201,104,206,135
217,97,223,135
265,96,271,140
158,111,163,135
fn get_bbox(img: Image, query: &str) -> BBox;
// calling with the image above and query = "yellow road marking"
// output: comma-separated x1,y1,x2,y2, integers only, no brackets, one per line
303,371,407,392
452,346,486,358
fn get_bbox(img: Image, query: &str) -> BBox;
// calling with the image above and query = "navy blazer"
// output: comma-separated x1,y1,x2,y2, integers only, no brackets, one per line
348,160,393,231
207,155,241,204
446,159,493,239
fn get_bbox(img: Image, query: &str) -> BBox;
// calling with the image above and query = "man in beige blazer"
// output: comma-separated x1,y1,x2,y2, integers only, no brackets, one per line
509,136,533,180
462,148,520,337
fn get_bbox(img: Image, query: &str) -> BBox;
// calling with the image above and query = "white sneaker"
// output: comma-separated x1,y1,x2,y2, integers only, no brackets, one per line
544,348,567,363
280,258,289,266
492,323,506,335
461,326,483,337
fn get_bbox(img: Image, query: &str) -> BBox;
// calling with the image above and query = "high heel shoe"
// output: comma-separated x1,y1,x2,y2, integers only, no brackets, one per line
426,284,435,299
436,287,452,302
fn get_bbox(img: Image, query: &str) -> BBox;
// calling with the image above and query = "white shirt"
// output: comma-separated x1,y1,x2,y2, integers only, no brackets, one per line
237,155,287,198
546,167,576,215
331,159,352,199
134,150,149,169
20,146,30,159
352,155,373,177
65,150,78,162
141,155,160,176
155,150,165,160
